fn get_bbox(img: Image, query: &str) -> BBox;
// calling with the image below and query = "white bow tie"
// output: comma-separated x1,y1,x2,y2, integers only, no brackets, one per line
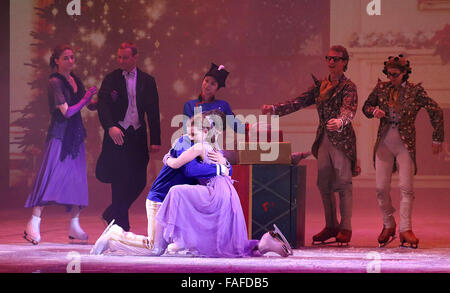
123,70,136,79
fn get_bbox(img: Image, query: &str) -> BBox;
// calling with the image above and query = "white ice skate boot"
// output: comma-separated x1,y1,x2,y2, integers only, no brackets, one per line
145,221,168,256
258,224,293,257
90,220,118,255
24,215,41,245
68,217,88,244
167,240,185,255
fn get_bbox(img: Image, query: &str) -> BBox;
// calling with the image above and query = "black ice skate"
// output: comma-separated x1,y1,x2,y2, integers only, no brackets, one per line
335,229,352,247
312,227,339,245
377,225,396,248
399,230,419,249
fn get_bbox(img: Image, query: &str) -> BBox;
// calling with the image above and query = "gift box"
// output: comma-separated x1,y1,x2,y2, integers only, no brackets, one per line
237,142,292,165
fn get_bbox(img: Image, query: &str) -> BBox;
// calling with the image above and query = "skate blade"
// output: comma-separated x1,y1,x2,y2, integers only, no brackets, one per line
89,219,116,255
336,242,350,247
68,236,88,245
24,231,39,245
378,235,396,248
312,240,351,247
272,224,293,256
399,241,418,249
100,219,116,237
165,250,196,258
312,239,337,246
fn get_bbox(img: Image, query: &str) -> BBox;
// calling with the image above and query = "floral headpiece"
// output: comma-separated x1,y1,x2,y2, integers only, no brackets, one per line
382,54,412,76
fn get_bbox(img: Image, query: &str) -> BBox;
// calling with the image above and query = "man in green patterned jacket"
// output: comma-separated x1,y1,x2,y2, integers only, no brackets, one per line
363,55,444,248
262,45,359,245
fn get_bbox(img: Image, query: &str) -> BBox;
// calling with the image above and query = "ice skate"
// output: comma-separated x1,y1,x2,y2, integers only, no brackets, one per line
399,230,419,249
90,219,116,255
24,215,41,245
273,224,293,255
312,227,339,245
166,241,185,255
378,225,396,248
336,229,352,247
258,224,292,257
68,217,88,244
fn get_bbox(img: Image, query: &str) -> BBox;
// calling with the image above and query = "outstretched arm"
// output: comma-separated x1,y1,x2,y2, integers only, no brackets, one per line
262,83,318,117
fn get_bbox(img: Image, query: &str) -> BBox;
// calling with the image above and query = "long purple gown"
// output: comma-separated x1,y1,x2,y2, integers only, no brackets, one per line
24,73,88,210
155,143,259,257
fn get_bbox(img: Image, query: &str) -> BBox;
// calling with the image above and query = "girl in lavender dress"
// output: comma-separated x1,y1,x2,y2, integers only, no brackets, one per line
91,110,292,258
23,45,97,245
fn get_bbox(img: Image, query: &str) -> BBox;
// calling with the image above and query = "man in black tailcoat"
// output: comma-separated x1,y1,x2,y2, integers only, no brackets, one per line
96,42,161,231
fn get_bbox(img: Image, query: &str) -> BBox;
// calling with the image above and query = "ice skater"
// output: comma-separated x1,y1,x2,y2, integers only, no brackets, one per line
362,55,444,248
96,42,161,232
182,63,245,134
24,44,97,245
262,45,359,246
91,110,292,257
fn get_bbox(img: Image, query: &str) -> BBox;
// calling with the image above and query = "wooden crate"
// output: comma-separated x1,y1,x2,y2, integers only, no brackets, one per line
232,164,306,248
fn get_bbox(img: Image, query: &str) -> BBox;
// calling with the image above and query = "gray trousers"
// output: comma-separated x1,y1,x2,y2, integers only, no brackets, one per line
316,135,353,231
376,127,415,232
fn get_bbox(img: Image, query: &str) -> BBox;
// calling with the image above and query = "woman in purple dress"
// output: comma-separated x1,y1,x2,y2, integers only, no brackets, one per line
24,45,97,245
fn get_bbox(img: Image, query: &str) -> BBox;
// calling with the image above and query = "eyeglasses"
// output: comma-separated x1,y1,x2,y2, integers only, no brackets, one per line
325,56,345,62
386,72,401,78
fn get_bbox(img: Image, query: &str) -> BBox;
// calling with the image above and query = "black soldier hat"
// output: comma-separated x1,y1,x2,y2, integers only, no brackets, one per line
204,63,229,88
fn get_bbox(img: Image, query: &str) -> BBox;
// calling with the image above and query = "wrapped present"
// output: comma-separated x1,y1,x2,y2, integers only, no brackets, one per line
237,141,291,165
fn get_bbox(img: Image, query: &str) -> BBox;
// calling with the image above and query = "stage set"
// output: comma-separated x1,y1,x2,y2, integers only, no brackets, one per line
2,0,450,275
